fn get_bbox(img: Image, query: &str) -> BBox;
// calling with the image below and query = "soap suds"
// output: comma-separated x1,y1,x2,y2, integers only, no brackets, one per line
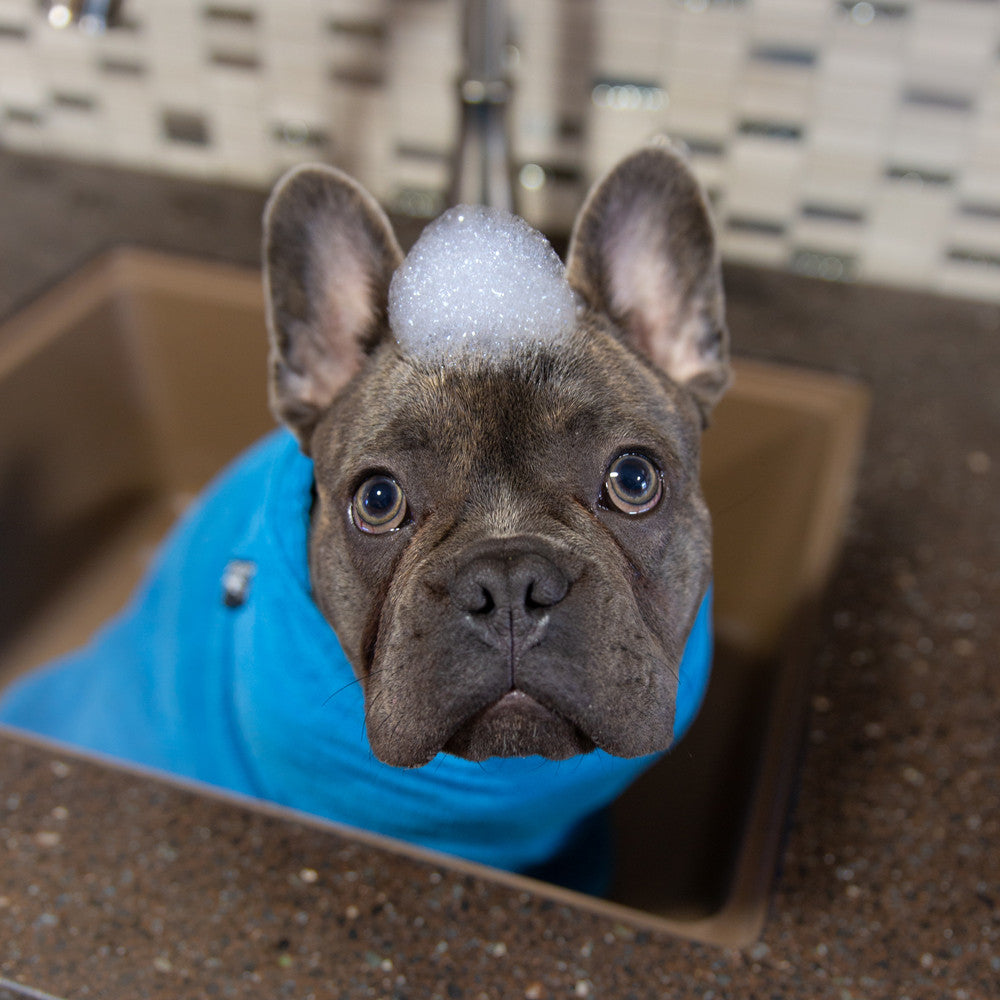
388,205,579,365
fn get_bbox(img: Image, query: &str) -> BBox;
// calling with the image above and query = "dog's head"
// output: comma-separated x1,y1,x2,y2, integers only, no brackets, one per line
263,146,729,767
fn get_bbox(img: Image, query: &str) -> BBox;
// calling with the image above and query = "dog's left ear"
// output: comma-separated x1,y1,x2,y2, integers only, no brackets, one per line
263,164,404,451
566,145,730,422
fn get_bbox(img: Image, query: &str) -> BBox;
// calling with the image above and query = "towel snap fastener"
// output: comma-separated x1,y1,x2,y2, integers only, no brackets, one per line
222,559,256,608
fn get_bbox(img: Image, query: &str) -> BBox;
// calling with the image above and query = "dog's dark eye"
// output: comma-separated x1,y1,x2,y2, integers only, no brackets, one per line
605,454,662,515
351,475,407,533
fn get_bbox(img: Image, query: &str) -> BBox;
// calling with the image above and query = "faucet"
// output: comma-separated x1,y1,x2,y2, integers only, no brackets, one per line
449,0,516,213
43,0,122,34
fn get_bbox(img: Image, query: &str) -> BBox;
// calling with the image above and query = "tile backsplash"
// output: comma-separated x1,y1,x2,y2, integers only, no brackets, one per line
1,0,998,301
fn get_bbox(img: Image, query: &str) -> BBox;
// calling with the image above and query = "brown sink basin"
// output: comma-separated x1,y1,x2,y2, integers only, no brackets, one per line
0,248,868,945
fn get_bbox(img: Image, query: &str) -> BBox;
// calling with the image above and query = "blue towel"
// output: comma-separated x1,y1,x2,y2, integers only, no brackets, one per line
0,431,713,887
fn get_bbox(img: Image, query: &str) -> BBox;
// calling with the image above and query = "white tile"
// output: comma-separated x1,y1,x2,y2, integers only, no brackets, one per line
0,73,46,108
937,260,1000,302
735,66,816,123
807,117,888,169
665,30,744,71
799,152,880,208
948,211,1000,255
792,216,867,257
207,67,265,109
720,229,790,268
666,66,739,108
0,119,51,154
748,9,828,48
724,137,804,220
751,0,827,19
0,1,34,22
889,111,973,176
669,5,751,52
862,180,955,284
959,164,1000,207
142,0,201,43
0,41,35,89
665,100,732,140
820,45,903,93
913,0,1000,39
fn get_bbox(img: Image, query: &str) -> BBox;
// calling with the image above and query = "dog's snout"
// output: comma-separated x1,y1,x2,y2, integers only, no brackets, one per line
451,552,569,621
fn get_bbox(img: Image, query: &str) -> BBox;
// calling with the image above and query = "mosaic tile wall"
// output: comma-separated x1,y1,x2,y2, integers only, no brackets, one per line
1,0,999,301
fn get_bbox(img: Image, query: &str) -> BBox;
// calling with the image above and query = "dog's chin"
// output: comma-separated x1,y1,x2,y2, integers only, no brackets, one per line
440,690,595,762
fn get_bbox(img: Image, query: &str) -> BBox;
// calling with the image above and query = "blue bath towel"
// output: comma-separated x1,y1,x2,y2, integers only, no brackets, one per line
0,431,713,888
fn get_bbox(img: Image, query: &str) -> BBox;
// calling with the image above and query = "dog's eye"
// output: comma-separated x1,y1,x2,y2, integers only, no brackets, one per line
605,454,662,515
351,475,407,533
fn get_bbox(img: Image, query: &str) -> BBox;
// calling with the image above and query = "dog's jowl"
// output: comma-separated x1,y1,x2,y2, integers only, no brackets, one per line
0,145,730,888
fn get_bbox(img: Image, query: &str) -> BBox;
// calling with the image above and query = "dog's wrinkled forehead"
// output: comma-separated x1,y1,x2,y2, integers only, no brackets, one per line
388,205,581,366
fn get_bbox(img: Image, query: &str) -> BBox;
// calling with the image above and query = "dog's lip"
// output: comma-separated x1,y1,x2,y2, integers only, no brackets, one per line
492,689,541,710
464,688,561,726
440,687,595,761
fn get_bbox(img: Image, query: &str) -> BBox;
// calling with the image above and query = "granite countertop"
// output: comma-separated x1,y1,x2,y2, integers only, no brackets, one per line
0,152,997,999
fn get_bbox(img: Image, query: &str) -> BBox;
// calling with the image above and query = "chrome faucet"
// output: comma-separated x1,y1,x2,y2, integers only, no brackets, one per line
43,0,122,34
449,0,516,213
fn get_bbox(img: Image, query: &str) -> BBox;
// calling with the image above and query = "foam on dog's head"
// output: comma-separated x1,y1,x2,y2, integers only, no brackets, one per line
388,205,579,366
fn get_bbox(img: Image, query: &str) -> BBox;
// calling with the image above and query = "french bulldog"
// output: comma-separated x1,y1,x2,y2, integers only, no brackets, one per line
264,143,729,768
0,144,729,885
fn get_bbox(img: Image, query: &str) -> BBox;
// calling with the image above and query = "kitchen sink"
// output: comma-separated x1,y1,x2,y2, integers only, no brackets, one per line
0,248,868,945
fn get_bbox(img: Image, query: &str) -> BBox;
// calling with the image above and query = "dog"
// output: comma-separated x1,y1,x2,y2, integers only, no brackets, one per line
0,145,729,890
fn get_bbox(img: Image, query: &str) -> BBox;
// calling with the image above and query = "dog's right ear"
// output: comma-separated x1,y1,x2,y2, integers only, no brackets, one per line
263,164,403,452
566,145,730,423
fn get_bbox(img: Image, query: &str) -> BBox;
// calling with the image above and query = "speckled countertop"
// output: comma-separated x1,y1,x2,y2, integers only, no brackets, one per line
0,152,997,999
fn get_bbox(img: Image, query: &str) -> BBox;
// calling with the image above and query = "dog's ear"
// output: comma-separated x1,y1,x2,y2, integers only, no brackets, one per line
263,164,404,451
566,145,730,422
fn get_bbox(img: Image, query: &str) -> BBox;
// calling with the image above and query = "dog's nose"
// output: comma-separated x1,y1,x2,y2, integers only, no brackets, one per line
450,551,569,621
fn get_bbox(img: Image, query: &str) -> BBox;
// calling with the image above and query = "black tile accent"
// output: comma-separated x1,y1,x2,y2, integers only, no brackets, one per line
903,88,974,113
791,248,857,281
801,203,866,225
534,162,584,185
162,109,211,146
591,77,667,111
330,66,386,88
737,119,804,142
750,44,818,67
209,50,260,71
5,108,43,126
98,57,146,77
395,143,450,164
959,202,1000,221
203,5,256,26
726,215,787,237
514,160,584,186
676,136,726,157
112,10,142,33
592,75,663,92
390,186,446,219
272,122,329,149
556,117,585,142
948,247,1000,269
328,18,388,43
836,0,910,19
53,92,96,112
885,164,954,186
